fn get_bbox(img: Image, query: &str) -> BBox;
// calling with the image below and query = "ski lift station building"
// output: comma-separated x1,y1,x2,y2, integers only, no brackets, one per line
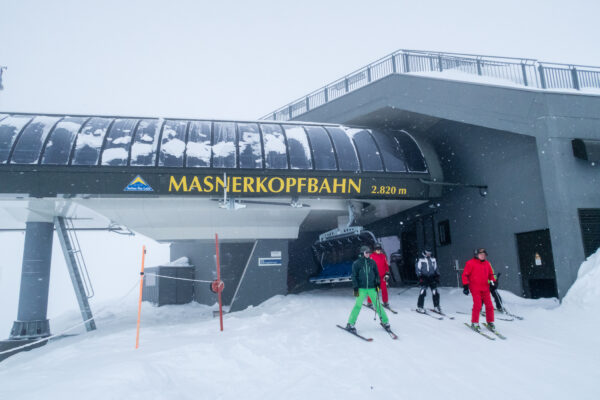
0,50,599,357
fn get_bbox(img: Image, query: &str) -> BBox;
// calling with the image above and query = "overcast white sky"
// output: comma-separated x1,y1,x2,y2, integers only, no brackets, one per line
1,0,599,120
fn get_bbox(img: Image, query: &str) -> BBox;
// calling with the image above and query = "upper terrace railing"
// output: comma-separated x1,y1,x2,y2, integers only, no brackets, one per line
261,49,600,121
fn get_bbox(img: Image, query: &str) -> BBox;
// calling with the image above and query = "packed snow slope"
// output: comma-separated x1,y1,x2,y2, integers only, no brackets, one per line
2,273,600,400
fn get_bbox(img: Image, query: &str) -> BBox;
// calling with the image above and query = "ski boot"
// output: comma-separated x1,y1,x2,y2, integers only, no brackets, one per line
416,307,425,313
365,302,374,309
434,306,442,313
470,323,481,331
383,302,389,308
346,323,357,333
486,322,496,330
382,322,391,330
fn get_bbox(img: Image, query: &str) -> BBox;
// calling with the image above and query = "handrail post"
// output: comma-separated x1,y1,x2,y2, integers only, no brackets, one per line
344,77,349,93
538,64,547,89
367,66,372,82
521,63,529,86
391,55,397,73
402,53,410,73
438,54,443,72
476,59,482,75
571,66,580,90
324,87,328,103
305,96,310,112
288,105,292,120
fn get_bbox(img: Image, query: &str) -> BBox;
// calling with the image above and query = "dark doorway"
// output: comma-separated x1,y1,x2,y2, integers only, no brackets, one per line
578,209,600,258
400,223,418,282
516,229,558,298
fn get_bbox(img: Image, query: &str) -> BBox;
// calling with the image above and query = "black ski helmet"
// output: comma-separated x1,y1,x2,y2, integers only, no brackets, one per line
359,245,371,254
374,243,383,250
422,249,432,257
474,248,488,257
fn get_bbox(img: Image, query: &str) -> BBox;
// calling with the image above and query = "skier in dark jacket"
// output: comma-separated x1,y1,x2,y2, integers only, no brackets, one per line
489,268,504,312
415,249,441,313
346,245,390,333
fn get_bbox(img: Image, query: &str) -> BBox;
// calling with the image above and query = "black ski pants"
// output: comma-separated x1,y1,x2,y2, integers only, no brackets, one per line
417,278,440,308
490,285,503,310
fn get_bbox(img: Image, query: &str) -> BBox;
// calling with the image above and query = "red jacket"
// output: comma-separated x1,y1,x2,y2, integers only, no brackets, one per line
370,252,390,277
462,258,496,290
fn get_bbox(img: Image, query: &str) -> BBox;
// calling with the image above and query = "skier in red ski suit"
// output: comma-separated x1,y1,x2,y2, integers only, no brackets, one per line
367,243,391,307
462,248,496,328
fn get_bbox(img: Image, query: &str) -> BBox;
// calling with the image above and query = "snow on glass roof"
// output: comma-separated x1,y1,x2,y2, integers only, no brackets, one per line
0,113,428,173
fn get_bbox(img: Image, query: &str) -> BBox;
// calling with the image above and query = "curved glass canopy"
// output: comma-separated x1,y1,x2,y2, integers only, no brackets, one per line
0,113,429,174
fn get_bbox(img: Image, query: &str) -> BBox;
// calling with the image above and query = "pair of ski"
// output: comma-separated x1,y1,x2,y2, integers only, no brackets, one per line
411,308,454,320
456,310,522,321
362,303,398,314
464,322,507,340
456,310,513,321
336,323,398,341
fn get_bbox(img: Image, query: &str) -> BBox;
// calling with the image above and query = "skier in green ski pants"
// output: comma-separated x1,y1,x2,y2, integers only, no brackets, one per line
346,245,390,333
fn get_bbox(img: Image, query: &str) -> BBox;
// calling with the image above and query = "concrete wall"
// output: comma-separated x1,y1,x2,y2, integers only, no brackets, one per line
228,240,288,312
170,239,288,311
424,121,549,295
365,121,549,295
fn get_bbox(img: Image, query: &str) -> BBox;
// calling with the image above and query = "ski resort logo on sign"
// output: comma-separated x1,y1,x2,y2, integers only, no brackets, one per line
124,175,154,192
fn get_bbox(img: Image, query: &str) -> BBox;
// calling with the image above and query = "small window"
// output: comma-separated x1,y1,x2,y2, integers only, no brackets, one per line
42,117,88,165
370,130,408,172
186,121,212,168
130,119,161,167
325,127,359,172
72,117,113,165
159,120,188,167
343,128,383,172
283,125,312,170
237,123,262,169
101,118,138,166
212,122,237,168
0,115,33,164
395,130,428,173
261,123,288,169
11,116,61,164
438,220,451,246
304,126,337,170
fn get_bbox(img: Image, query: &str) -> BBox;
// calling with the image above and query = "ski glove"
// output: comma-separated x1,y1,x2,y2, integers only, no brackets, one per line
384,272,391,282
353,288,359,297
462,284,469,295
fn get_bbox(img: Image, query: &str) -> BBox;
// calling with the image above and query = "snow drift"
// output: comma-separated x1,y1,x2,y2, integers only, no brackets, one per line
562,247,600,309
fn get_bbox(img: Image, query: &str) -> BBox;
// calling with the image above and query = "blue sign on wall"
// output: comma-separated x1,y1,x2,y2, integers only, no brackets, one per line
258,257,282,267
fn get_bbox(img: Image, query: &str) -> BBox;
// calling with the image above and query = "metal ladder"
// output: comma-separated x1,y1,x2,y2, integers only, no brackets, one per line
54,217,96,331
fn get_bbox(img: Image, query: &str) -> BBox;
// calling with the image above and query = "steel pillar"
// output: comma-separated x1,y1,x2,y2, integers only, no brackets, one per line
9,222,54,339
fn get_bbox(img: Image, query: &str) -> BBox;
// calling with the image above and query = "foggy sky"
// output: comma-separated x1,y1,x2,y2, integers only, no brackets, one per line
1,0,599,120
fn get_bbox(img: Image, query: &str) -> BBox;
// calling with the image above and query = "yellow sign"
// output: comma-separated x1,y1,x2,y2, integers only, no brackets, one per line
168,175,361,195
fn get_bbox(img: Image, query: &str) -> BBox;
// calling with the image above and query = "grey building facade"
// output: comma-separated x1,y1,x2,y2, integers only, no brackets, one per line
280,73,600,299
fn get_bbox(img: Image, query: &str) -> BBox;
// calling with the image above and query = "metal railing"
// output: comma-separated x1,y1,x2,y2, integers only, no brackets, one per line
262,49,600,121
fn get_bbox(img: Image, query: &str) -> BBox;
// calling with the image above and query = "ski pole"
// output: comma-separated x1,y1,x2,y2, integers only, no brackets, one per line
375,286,382,323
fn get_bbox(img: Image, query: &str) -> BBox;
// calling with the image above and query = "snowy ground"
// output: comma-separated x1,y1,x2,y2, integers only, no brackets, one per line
1,274,599,400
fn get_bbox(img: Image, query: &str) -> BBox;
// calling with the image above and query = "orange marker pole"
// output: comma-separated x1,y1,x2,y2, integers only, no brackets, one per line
216,233,223,331
135,245,146,349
